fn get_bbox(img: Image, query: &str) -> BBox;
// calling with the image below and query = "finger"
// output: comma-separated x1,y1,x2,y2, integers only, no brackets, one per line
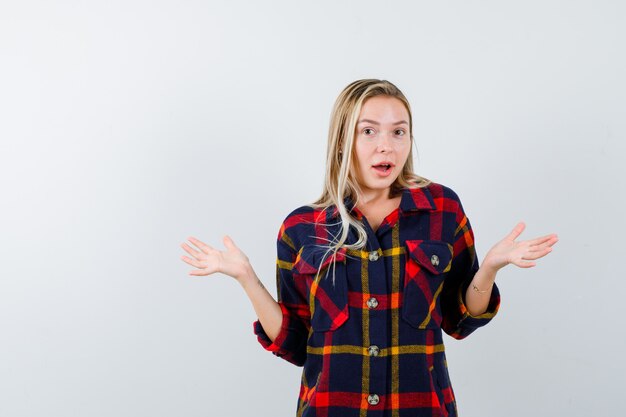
545,235,559,247
513,258,536,268
181,242,203,259
189,266,218,276
187,237,213,254
223,235,237,251
181,255,203,269
505,222,526,241
528,237,559,252
521,246,553,260
527,233,559,247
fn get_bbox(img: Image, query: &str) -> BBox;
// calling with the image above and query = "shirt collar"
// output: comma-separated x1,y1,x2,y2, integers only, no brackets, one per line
330,184,437,219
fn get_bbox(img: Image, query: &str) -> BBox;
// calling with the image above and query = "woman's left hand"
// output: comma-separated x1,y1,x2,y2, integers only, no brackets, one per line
483,222,558,271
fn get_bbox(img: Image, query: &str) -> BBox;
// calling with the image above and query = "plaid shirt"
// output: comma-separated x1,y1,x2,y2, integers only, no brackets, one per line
253,181,501,417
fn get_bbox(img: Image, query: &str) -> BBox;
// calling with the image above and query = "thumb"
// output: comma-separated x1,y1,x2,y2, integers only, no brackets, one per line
223,235,237,250
505,221,525,241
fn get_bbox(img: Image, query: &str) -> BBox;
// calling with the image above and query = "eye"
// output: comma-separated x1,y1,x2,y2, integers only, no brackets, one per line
395,129,406,136
363,128,375,135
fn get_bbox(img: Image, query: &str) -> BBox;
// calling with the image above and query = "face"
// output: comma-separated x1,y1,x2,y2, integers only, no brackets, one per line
352,95,412,197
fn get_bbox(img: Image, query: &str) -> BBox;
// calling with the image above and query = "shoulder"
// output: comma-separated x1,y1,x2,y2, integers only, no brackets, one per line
405,180,474,237
423,181,475,234
275,204,330,249
281,204,326,229
407,180,465,210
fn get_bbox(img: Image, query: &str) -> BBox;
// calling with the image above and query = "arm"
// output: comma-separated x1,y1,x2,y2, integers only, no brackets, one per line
463,263,498,316
465,221,559,315
440,202,501,340
180,230,309,366
239,265,283,343
250,228,310,367
440,201,559,338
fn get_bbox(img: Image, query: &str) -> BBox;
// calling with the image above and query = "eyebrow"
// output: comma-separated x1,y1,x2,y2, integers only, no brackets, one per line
357,119,409,126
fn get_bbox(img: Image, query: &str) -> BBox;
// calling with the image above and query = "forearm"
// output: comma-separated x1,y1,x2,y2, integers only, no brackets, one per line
464,263,498,316
239,264,283,342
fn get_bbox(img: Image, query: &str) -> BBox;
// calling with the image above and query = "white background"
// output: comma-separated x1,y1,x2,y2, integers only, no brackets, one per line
1,1,624,416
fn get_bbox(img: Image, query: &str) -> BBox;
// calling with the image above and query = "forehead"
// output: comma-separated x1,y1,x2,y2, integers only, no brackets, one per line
358,96,409,122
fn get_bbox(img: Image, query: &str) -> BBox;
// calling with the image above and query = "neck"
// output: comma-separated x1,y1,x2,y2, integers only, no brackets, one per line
358,187,394,206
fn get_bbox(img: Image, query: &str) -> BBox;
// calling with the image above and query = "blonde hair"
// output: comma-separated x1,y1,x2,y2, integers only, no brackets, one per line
307,79,432,285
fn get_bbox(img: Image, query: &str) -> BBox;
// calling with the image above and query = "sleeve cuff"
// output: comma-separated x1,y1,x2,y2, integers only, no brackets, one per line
456,278,501,330
252,302,292,355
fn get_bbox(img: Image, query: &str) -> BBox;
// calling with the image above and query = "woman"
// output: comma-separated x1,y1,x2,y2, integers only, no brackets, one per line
180,79,558,416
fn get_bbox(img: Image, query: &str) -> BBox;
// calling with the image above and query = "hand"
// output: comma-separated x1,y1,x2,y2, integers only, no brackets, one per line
483,222,558,271
180,235,251,282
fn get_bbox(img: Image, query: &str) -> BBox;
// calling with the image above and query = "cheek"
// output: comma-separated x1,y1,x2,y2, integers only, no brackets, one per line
355,137,376,155
353,143,368,167
399,142,412,159
351,155,371,178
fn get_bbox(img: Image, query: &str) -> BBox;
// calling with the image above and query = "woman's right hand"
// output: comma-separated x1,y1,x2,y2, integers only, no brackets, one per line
180,235,251,283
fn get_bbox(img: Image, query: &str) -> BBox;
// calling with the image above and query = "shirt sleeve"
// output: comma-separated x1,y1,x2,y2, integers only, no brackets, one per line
440,198,501,340
252,227,309,366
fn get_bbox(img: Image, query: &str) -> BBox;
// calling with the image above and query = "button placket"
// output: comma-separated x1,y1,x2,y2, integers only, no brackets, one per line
364,246,384,408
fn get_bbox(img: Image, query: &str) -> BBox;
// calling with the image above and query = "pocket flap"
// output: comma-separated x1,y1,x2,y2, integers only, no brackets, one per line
405,240,453,275
293,245,347,275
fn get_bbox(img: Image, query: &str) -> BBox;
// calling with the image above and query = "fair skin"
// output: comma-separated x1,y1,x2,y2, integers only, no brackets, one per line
352,95,412,231
180,95,559,339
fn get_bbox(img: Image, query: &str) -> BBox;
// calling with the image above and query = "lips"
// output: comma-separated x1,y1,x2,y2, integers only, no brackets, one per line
372,161,395,170
371,162,394,176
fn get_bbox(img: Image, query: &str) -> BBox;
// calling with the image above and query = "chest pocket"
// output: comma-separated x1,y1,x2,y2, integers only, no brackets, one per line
402,239,453,329
292,245,350,333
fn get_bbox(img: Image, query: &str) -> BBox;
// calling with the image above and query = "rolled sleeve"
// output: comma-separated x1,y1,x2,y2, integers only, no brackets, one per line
252,226,309,367
455,273,501,332
253,302,308,366
441,197,501,339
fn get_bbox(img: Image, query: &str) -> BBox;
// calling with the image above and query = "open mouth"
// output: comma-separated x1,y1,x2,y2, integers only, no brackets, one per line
372,163,392,173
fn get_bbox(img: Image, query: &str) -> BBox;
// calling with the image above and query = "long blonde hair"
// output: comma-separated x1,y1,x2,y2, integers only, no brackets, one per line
308,79,432,285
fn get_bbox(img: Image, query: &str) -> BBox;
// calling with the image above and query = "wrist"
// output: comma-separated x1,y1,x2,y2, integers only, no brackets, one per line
237,263,257,289
482,255,505,273
472,263,498,290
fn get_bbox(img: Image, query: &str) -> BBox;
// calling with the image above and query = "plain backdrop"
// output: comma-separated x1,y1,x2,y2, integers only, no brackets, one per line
0,1,624,416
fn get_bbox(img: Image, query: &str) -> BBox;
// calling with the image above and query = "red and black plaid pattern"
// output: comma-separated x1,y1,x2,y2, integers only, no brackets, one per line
253,181,501,417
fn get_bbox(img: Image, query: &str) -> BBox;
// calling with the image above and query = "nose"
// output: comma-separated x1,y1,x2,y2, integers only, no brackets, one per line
376,133,393,153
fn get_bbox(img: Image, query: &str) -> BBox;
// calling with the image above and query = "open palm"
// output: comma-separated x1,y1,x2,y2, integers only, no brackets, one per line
484,222,558,271
180,235,250,280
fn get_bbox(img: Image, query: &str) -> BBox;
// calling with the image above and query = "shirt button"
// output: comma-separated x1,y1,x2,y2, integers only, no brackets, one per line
368,251,379,261
366,297,379,309
368,345,380,356
367,393,380,405
431,254,439,266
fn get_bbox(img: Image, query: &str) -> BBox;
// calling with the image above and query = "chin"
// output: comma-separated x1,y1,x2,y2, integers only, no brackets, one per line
363,180,395,190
